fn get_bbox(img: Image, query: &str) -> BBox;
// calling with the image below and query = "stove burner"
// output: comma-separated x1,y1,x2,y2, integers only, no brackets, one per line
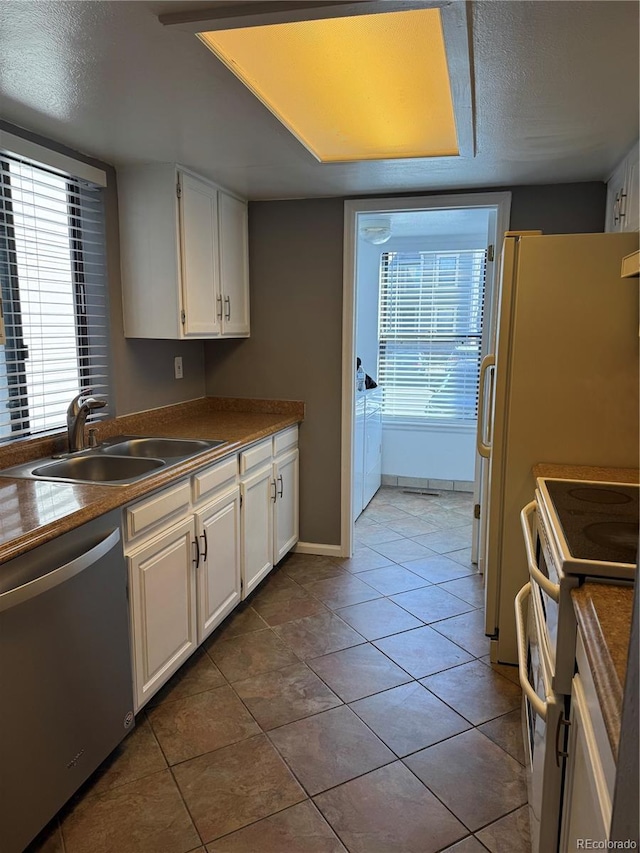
583,521,639,561
568,487,633,505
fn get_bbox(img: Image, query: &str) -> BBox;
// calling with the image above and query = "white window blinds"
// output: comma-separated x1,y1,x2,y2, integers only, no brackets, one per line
0,153,110,441
378,249,487,422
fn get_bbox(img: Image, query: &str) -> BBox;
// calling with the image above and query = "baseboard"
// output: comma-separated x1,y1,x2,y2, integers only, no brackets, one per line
381,475,474,492
294,541,344,558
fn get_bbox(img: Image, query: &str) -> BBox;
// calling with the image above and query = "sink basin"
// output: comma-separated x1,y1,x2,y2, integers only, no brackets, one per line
100,437,225,459
32,455,165,484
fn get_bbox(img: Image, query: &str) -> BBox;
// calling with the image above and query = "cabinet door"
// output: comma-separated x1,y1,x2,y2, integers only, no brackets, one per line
624,149,639,232
273,447,299,564
128,516,197,710
195,486,241,643
179,172,222,337
218,191,250,337
559,675,611,851
241,463,274,597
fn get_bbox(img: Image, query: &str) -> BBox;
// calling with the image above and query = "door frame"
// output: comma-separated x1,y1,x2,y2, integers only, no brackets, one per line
341,192,512,557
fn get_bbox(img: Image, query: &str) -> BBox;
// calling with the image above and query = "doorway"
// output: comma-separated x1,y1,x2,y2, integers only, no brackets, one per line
341,193,511,558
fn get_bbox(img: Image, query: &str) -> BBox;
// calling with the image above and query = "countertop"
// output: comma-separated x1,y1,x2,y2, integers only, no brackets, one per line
0,397,304,564
572,583,634,758
532,462,640,484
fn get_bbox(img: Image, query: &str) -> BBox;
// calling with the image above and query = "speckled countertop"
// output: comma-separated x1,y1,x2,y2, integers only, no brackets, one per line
532,462,639,484
0,397,304,564
572,583,634,758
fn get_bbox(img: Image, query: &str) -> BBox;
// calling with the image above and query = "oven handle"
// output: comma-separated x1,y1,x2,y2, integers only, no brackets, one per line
515,582,548,720
520,501,560,603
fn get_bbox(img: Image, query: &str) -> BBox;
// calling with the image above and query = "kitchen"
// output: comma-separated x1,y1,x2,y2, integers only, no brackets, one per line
0,1,638,852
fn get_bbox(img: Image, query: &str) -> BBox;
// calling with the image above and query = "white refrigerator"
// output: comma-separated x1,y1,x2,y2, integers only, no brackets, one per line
477,232,639,664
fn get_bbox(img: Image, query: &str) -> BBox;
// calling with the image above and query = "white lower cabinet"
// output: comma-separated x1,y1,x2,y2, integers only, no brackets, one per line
127,516,198,711
195,486,241,643
124,426,298,709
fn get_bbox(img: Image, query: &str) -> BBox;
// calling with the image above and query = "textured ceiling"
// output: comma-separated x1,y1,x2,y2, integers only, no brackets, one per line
0,1,638,200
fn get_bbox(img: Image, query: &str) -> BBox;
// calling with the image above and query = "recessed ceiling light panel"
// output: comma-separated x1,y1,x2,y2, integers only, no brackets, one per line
198,9,459,163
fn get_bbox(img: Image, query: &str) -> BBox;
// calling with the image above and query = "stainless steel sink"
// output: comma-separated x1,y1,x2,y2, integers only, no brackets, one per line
99,437,225,459
31,455,165,484
0,435,228,485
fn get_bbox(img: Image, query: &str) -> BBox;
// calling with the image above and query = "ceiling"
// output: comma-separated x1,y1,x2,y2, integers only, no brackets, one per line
0,1,638,201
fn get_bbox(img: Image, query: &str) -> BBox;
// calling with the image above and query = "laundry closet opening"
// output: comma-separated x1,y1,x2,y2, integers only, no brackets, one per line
341,193,512,560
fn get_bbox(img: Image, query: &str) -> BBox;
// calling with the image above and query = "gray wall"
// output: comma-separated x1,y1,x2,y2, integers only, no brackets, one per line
205,182,607,547
0,120,207,417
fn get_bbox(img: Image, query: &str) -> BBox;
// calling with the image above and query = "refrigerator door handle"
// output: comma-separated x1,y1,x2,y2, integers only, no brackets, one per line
477,354,496,458
520,501,560,603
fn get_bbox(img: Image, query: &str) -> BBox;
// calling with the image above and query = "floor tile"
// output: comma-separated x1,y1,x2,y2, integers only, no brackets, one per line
479,656,521,685
354,523,404,546
148,648,226,707
478,709,525,765
205,800,347,852
373,626,473,679
384,516,441,537
268,705,394,795
307,643,412,702
421,660,521,726
432,609,492,657
173,734,305,843
365,504,413,524
414,526,473,552
446,547,477,571
207,628,300,683
251,576,328,626
233,662,342,730
212,605,269,640
335,597,424,641
438,574,485,608
349,682,471,757
61,770,200,853
401,554,476,583
370,538,436,563
354,564,431,595
333,546,394,573
147,685,260,765
475,806,530,853
404,729,527,831
303,574,382,609
313,761,467,853
391,585,475,624
273,610,365,659
88,716,167,794
441,836,489,853
280,554,348,584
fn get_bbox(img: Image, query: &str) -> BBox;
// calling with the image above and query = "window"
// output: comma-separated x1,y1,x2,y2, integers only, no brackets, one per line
0,153,109,441
378,248,486,423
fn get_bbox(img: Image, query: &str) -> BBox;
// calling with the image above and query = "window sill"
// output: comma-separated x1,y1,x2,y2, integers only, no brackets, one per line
381,417,476,434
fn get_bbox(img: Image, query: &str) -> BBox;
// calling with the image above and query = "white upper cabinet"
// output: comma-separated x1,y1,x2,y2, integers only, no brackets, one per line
605,141,639,233
119,164,250,339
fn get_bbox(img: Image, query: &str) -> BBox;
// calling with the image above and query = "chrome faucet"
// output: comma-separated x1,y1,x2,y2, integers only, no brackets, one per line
66,390,106,453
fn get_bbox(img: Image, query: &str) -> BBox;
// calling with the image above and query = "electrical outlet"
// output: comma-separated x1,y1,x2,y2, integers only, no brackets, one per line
174,356,183,379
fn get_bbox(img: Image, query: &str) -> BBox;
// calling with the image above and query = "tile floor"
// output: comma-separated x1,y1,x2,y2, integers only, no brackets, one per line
29,486,531,853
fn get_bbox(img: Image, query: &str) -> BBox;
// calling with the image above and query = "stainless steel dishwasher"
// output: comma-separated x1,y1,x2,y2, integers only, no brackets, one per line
0,510,134,853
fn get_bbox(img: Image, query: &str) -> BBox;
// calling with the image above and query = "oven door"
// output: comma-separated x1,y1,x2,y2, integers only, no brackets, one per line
515,582,564,853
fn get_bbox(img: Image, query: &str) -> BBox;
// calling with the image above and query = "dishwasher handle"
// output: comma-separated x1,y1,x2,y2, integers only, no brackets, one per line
0,527,121,613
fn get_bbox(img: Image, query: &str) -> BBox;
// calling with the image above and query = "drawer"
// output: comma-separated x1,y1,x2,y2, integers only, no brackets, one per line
239,437,272,475
192,455,237,503
125,479,191,542
273,426,298,457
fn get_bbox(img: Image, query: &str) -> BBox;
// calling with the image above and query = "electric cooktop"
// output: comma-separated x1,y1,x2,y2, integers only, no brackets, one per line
537,478,639,576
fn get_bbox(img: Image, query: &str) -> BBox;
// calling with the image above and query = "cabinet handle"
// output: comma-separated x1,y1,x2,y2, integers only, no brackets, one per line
555,715,571,766
224,295,231,320
192,537,200,568
277,474,283,498
200,530,208,562
271,479,277,503
216,294,223,320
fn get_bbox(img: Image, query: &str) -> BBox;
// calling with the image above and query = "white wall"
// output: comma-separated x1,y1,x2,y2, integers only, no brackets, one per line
355,217,490,483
